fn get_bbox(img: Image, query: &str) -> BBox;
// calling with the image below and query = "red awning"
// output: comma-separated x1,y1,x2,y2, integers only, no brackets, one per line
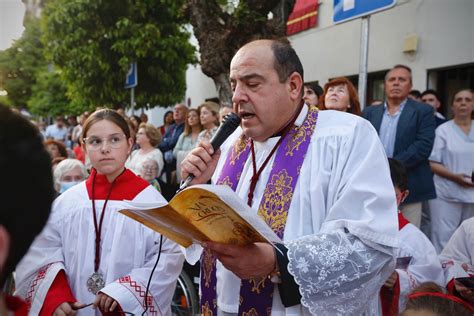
286,0,319,35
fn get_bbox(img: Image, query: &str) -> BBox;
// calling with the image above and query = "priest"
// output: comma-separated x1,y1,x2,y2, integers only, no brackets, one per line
181,38,399,315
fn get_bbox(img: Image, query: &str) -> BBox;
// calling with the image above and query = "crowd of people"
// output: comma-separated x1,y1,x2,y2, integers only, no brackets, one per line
0,37,472,316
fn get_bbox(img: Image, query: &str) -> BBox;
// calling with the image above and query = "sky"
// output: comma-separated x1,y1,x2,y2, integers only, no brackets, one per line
0,0,26,50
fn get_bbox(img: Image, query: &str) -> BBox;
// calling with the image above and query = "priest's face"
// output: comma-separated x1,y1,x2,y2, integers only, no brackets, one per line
83,119,133,181
230,40,302,142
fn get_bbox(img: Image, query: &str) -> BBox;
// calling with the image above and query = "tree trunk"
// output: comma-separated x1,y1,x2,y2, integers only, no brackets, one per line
213,72,233,105
185,0,295,104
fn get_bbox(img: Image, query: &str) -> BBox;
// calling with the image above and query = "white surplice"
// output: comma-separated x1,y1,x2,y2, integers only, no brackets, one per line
15,170,184,315
395,220,445,311
188,108,399,315
439,217,474,282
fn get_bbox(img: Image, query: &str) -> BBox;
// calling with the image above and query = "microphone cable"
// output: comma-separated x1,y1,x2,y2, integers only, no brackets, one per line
142,234,163,316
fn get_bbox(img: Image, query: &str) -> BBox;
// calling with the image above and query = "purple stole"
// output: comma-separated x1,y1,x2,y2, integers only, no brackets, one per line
200,106,319,316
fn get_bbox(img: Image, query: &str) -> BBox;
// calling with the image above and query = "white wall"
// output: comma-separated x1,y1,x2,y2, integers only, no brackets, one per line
185,63,218,108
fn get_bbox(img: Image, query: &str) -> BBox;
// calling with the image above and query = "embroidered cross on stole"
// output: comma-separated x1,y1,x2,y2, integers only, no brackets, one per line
200,106,319,316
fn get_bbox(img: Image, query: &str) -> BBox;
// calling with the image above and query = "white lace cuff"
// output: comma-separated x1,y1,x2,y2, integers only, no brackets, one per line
287,231,395,315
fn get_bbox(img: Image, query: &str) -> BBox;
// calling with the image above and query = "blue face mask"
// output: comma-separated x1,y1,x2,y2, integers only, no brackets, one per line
59,181,80,193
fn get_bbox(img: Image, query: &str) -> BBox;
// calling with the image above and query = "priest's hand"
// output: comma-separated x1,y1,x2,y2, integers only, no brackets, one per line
180,142,221,185
53,302,84,315
383,271,398,288
204,241,276,280
93,292,118,313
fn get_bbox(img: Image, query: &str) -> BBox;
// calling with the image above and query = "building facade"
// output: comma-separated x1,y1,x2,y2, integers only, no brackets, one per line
185,0,474,117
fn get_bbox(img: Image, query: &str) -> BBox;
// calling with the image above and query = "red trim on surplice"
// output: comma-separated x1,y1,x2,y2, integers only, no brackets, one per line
380,212,409,316
86,168,149,200
398,212,410,230
39,270,75,316
5,295,29,316
380,274,400,316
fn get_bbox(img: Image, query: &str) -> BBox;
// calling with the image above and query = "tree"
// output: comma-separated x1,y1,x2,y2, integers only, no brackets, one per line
41,0,196,109
28,68,73,116
184,0,296,103
0,17,72,115
0,18,46,109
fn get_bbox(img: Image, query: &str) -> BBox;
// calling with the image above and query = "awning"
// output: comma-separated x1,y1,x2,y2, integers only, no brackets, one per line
286,0,319,35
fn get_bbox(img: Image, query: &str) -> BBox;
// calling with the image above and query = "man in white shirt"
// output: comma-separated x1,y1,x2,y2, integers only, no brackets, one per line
181,39,398,315
45,116,68,142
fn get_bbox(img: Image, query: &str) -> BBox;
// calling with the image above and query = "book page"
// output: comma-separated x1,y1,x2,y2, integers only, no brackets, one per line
171,185,281,245
120,204,208,248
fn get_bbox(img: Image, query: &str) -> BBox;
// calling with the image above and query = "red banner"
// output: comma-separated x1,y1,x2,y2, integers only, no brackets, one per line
286,0,319,35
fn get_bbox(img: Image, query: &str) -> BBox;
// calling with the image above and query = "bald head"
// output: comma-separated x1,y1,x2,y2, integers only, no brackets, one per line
234,39,304,84
229,39,304,142
173,103,188,124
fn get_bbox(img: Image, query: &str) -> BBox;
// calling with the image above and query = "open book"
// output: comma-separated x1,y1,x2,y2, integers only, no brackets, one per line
119,184,281,248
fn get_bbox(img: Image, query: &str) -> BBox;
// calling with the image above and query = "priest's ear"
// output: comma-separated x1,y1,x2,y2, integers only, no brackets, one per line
287,71,304,103
0,225,10,276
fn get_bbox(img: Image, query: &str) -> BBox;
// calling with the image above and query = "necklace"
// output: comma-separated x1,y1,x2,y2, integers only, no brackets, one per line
86,171,119,294
246,102,303,206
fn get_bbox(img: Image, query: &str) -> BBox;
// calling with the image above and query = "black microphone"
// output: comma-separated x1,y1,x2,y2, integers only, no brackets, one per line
177,112,241,192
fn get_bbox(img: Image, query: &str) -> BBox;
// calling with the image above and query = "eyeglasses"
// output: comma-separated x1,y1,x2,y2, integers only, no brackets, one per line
83,134,127,151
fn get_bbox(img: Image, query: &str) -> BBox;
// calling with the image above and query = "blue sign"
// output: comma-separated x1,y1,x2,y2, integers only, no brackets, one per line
333,0,396,24
125,62,137,89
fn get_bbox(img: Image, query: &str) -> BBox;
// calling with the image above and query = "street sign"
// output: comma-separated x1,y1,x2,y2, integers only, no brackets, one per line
333,0,396,24
125,62,137,89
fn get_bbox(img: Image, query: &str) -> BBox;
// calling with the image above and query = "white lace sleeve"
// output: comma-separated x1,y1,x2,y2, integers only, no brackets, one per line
287,231,395,316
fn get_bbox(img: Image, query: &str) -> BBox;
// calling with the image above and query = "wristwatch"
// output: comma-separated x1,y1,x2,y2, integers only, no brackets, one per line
268,248,282,283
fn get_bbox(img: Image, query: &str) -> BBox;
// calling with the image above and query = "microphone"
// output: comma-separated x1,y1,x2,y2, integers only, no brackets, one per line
177,112,241,192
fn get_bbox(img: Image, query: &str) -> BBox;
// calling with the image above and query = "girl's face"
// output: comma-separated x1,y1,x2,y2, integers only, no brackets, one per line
188,111,199,127
200,107,217,127
135,127,150,147
83,120,132,181
325,84,351,112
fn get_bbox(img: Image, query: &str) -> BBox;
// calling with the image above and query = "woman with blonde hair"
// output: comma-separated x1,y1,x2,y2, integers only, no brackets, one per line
126,122,164,177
